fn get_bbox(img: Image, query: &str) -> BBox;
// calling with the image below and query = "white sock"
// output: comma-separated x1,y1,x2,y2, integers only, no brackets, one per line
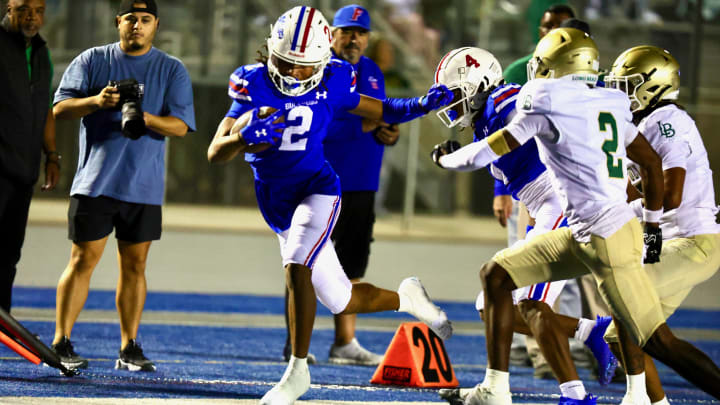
398,290,411,312
288,355,308,370
480,369,510,392
652,397,670,405
627,372,647,398
575,318,595,342
559,380,587,400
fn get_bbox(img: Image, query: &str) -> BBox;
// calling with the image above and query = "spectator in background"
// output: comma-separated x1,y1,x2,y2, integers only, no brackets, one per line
0,0,59,314
504,4,575,85
51,0,195,372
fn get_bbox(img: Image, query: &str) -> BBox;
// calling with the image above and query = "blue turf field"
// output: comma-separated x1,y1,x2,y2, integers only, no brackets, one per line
1,287,718,403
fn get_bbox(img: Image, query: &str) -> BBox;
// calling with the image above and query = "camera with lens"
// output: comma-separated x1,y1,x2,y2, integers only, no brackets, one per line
109,79,145,140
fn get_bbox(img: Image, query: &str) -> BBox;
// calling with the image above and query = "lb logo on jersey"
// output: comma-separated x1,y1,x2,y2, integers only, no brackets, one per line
522,94,533,110
657,121,675,138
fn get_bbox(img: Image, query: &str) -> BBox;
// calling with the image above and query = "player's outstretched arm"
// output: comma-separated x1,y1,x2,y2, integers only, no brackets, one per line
349,84,453,124
435,129,520,170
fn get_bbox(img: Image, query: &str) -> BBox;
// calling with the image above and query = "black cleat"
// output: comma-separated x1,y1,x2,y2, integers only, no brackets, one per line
115,339,156,372
51,336,89,370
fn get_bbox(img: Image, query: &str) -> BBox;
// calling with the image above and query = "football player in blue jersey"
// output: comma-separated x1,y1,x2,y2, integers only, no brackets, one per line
207,6,453,404
431,47,615,405
295,4,397,366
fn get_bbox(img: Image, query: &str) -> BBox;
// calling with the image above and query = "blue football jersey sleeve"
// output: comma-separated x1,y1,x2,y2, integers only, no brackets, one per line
226,63,265,118
325,58,361,112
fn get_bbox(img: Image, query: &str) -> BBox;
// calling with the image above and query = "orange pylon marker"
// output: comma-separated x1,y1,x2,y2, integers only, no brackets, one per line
370,322,458,388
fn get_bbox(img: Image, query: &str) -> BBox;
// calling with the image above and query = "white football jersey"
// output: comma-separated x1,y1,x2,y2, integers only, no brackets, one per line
636,104,720,238
507,79,638,242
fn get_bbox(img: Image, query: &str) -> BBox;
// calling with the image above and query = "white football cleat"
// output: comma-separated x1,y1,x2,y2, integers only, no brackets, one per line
260,356,310,405
328,338,383,366
398,277,453,340
464,385,512,405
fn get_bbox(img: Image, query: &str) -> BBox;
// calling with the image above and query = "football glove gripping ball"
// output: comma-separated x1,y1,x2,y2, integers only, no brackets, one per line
431,140,461,168
643,223,662,264
240,108,285,146
421,84,454,112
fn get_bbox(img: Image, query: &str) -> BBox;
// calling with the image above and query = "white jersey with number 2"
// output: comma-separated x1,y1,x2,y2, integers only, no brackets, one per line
506,79,639,243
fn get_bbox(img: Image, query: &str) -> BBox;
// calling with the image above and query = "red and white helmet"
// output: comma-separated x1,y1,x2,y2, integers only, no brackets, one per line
267,6,333,97
434,47,503,128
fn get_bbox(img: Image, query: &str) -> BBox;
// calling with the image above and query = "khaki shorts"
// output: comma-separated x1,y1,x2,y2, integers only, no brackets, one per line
605,233,720,343
493,218,665,346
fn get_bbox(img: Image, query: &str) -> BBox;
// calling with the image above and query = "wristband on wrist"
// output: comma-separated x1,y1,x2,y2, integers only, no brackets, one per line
643,208,663,223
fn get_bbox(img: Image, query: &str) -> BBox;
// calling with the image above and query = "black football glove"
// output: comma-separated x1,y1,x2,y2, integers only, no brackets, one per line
643,223,662,264
430,140,461,168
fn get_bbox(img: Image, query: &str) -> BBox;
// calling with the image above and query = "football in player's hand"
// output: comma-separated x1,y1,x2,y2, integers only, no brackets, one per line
234,106,284,153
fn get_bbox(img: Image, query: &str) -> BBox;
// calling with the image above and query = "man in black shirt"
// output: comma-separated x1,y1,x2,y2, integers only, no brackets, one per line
0,0,59,313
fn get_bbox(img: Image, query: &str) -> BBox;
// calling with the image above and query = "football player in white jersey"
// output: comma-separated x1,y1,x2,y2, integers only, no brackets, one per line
601,45,720,405
434,27,720,404
432,47,617,405
207,7,453,404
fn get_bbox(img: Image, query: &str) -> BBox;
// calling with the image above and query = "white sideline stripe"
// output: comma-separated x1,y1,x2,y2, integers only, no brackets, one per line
0,355,485,369
0,399,470,405
12,307,720,341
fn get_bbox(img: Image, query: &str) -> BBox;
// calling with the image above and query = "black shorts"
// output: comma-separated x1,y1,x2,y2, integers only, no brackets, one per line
332,191,376,280
68,195,162,243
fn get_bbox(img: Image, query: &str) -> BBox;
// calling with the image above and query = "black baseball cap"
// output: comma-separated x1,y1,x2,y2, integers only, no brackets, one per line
118,0,158,18
559,18,591,36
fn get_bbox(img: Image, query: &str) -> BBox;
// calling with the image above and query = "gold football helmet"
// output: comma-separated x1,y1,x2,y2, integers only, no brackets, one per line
526,28,599,85
606,45,680,112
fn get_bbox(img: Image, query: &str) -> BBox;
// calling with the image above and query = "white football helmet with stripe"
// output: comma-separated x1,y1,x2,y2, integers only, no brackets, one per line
267,6,333,96
433,47,503,128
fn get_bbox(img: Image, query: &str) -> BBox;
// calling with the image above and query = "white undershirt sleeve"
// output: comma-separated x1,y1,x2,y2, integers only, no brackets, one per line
438,139,499,171
438,112,553,171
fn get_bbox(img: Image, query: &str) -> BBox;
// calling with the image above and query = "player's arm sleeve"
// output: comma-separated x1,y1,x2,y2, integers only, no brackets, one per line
494,179,510,196
640,115,689,171
226,68,255,119
335,65,362,111
504,111,551,145
165,61,197,132
53,51,91,105
623,121,639,147
226,100,253,119
381,96,427,124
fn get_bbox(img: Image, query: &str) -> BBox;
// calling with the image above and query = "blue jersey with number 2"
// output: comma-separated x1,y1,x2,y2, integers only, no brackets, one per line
225,59,360,233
